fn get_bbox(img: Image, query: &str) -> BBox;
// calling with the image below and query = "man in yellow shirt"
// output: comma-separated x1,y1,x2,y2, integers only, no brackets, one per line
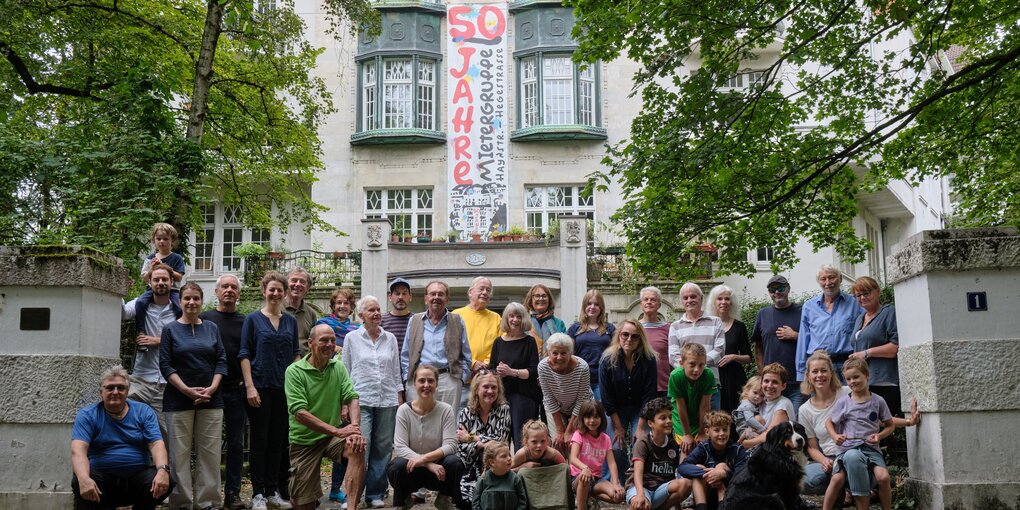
453,276,502,373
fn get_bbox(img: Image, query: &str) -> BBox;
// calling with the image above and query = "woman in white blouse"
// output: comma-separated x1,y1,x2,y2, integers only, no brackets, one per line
342,296,402,508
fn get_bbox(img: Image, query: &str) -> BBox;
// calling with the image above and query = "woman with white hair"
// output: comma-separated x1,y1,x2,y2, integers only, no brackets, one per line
706,284,752,414
537,333,595,455
489,302,541,449
341,296,402,508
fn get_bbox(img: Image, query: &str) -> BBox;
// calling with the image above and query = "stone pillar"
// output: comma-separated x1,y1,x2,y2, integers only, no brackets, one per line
0,246,130,509
361,218,391,302
887,228,1020,509
558,215,589,324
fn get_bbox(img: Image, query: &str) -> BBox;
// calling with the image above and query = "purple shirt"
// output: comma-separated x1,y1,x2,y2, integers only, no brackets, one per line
829,393,891,452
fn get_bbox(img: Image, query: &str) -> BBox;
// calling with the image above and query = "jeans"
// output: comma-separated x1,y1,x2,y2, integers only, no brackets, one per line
802,459,834,495
362,406,398,502
246,387,288,496
222,385,247,495
626,483,674,510
835,446,884,497
783,385,805,420
608,405,641,477
710,384,721,411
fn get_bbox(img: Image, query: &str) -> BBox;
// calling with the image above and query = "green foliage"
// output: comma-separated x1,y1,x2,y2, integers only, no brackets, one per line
572,0,1020,279
0,0,379,265
233,242,269,258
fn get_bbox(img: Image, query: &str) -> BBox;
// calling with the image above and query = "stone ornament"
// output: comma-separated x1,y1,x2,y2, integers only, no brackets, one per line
520,22,534,40
391,22,405,40
421,24,436,42
565,220,582,244
466,253,486,266
550,18,565,37
366,225,383,247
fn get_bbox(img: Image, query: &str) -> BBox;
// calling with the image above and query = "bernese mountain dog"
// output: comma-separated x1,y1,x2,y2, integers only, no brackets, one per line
720,421,809,510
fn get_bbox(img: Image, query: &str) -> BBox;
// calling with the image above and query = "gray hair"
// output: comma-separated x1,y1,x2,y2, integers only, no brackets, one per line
215,274,240,288
287,267,314,286
640,286,662,301
99,365,130,388
706,284,740,319
356,295,380,314
500,302,533,333
469,276,492,292
544,333,574,354
679,281,703,298
817,264,840,280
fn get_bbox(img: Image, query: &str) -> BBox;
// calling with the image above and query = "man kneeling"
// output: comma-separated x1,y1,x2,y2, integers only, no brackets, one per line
71,366,174,510
286,324,366,509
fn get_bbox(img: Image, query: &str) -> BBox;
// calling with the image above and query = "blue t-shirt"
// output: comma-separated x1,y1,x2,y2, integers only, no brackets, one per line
239,311,300,389
567,322,616,385
71,401,162,477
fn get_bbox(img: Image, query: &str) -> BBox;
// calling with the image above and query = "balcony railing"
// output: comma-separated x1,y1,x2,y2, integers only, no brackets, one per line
587,245,716,282
242,250,361,287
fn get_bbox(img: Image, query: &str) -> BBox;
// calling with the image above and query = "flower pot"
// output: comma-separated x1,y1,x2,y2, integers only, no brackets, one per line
268,251,284,260
471,233,482,242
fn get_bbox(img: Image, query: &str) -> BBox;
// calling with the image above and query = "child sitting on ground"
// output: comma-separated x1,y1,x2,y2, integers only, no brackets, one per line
625,397,691,510
473,443,528,510
667,343,718,454
823,359,895,510
678,411,748,510
569,400,625,509
733,376,767,441
512,420,565,470
739,362,797,449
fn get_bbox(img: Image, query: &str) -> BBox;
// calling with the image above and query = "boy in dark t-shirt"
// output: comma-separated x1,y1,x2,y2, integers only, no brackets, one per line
625,397,691,510
678,411,748,510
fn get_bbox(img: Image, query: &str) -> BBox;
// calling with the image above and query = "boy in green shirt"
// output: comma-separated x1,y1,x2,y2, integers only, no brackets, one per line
667,343,717,454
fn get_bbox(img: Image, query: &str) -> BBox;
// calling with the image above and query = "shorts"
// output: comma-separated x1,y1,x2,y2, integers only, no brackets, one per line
832,445,886,474
626,483,675,510
289,436,346,506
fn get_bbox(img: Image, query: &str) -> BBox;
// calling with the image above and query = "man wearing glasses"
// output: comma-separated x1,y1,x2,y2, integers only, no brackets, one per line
750,275,805,413
71,366,174,510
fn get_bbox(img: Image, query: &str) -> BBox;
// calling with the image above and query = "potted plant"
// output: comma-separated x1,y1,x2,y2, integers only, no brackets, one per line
506,225,528,241
402,232,414,243
234,243,268,259
470,232,482,242
416,231,431,243
447,229,460,243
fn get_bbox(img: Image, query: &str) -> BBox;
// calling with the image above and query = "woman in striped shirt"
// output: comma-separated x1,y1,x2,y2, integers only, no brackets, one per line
537,333,595,456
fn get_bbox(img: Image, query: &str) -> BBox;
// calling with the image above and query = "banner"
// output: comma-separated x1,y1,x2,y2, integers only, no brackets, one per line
447,2,508,240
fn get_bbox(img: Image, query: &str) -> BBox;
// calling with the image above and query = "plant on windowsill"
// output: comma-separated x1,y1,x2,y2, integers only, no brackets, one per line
506,225,528,241
470,232,482,242
416,231,431,243
402,233,414,243
447,229,460,243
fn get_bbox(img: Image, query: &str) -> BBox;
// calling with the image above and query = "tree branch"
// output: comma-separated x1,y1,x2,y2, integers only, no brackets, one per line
1,41,111,98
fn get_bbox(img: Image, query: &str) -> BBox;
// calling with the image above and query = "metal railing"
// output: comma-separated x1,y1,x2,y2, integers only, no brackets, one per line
586,245,715,282
242,250,361,287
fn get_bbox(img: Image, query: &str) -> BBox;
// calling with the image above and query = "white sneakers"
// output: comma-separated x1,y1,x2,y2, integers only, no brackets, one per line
370,499,386,508
267,492,293,509
251,494,268,510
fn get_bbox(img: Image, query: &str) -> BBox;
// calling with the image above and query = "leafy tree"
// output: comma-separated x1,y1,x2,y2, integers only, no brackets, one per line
572,0,1018,279
0,0,378,272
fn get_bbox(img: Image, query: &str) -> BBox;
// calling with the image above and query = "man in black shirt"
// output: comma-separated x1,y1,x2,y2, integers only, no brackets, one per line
381,277,413,353
200,274,247,510
750,275,804,414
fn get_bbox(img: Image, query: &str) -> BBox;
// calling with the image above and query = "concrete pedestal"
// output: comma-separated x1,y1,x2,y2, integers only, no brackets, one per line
0,246,130,509
887,228,1020,509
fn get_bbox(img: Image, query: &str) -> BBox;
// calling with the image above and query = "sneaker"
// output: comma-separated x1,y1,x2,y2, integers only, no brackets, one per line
411,488,428,503
341,502,349,510
329,489,347,503
252,493,268,510
370,499,386,509
680,494,694,508
267,492,293,510
224,492,246,510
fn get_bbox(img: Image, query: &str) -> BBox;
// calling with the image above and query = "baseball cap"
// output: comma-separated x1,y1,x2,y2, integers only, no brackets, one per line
767,275,789,288
388,277,411,293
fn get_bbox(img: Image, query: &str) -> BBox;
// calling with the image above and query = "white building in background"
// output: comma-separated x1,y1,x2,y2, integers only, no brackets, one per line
187,0,951,313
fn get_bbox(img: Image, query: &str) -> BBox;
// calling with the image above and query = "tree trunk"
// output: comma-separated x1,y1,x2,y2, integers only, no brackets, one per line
187,0,224,143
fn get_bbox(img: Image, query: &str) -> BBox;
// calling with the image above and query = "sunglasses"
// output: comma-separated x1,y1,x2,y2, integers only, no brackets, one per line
768,286,787,293
618,331,640,340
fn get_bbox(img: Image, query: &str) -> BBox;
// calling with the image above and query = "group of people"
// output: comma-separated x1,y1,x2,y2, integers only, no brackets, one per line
68,224,914,510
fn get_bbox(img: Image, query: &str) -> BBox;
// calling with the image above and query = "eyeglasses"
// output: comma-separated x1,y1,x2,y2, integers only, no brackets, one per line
618,332,639,340
102,384,128,392
532,294,549,299
853,289,877,299
767,286,787,293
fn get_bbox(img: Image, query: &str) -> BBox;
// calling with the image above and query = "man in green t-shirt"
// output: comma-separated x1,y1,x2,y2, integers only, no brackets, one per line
667,343,718,454
285,324,365,510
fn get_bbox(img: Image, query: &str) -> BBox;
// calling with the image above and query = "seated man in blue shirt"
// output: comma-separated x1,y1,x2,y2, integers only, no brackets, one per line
71,366,174,510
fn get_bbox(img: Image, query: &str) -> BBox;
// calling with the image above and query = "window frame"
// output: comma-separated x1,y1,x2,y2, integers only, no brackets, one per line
355,54,441,134
524,184,595,235
515,52,601,129
364,187,435,240
192,204,275,276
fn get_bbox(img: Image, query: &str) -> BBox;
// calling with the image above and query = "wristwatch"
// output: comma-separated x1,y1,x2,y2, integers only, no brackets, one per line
157,464,171,473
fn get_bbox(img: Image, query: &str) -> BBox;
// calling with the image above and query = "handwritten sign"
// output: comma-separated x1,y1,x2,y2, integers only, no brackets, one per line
447,3,508,240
